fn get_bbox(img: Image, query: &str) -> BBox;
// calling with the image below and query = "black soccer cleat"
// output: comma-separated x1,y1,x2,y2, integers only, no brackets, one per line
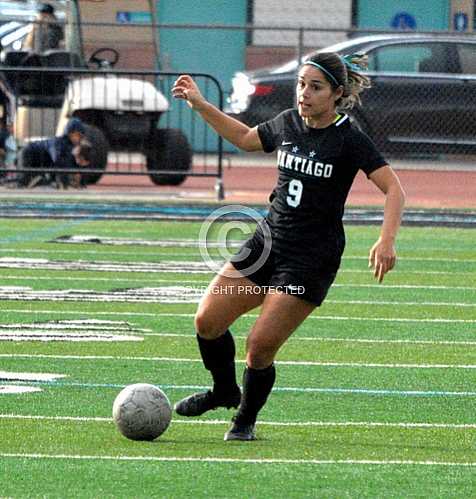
224,419,256,441
174,389,241,417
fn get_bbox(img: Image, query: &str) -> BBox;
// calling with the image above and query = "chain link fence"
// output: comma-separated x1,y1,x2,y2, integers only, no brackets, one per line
1,10,475,193
0,64,225,195
225,28,476,159
112,22,476,160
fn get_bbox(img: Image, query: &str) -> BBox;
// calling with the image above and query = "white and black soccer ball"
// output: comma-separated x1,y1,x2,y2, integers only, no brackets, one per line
112,383,172,441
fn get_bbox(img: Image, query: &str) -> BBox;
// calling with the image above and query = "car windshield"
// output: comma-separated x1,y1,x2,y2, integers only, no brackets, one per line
0,1,79,53
269,35,397,74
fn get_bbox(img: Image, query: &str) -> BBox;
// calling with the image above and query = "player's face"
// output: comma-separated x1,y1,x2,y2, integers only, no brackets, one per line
296,65,343,123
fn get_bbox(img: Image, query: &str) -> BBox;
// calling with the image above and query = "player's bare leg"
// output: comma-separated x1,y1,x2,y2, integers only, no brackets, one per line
225,291,316,441
194,263,266,339
174,263,266,417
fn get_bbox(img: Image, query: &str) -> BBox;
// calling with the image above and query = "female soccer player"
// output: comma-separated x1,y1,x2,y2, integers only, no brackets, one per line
171,52,405,441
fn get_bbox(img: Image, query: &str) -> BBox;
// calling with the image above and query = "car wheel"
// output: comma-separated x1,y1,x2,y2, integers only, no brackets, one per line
146,128,192,186
81,124,109,185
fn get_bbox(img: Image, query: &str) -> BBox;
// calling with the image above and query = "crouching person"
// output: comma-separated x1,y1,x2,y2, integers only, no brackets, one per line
17,117,88,189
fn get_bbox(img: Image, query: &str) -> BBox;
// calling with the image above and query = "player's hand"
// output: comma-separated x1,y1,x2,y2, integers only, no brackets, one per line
368,237,396,283
171,75,206,111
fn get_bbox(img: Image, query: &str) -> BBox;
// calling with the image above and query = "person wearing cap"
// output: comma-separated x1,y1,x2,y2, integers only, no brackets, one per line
23,3,64,52
17,117,90,188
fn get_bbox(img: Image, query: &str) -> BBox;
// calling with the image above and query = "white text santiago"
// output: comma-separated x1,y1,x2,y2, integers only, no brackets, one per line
277,150,334,178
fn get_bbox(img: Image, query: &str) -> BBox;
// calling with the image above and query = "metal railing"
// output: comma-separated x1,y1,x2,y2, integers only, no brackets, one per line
2,19,476,194
0,66,225,198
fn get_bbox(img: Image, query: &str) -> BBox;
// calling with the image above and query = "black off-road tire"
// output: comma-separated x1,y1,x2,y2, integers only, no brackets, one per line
80,123,109,185
146,128,192,186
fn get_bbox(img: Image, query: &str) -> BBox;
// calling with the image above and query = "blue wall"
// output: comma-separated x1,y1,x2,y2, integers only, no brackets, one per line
157,0,246,90
157,1,247,151
357,0,449,31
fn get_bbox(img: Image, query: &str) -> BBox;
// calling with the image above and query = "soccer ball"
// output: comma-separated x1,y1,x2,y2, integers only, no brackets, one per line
112,383,172,441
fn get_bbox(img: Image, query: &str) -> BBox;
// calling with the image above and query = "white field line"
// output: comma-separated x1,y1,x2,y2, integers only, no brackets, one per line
1,353,476,369
50,236,243,248
0,327,147,333
46,235,476,255
0,259,474,277
0,249,198,257
0,334,143,342
2,309,476,324
3,269,476,277
0,386,41,394
6,381,476,397
0,287,474,307
0,452,475,467
0,259,210,273
142,332,476,347
346,256,476,263
340,270,475,275
0,247,475,264
0,319,147,341
0,275,474,292
155,313,476,324
0,324,150,332
344,283,474,291
0,372,66,381
0,276,206,285
2,414,476,430
0,256,476,274
325,300,476,307
45,236,476,261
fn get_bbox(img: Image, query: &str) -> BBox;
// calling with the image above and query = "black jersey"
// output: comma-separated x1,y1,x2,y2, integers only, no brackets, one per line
256,109,386,270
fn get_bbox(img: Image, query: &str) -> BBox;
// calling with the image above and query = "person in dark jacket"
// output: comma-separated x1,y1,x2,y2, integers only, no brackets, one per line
0,121,16,178
0,122,9,172
17,117,89,189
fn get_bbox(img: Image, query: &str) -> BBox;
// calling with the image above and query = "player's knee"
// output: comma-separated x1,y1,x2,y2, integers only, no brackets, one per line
246,337,277,369
194,310,223,339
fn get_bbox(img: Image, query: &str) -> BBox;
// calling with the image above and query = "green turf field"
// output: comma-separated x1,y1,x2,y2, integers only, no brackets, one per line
0,218,475,498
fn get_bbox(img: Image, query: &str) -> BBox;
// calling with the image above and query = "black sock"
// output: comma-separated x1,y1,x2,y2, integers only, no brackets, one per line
197,330,239,398
235,364,276,425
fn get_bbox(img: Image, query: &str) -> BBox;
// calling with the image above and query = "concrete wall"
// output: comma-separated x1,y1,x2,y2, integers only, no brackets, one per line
252,0,352,48
79,0,156,69
77,0,353,71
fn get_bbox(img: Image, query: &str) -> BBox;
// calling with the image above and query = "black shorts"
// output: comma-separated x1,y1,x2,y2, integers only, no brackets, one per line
230,234,337,306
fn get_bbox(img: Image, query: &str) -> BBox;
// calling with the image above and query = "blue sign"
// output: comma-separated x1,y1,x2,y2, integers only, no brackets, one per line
116,11,152,24
390,12,417,30
453,12,469,32
116,11,131,23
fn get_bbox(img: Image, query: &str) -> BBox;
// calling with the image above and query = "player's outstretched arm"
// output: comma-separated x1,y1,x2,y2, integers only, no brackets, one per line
172,75,263,152
368,165,405,283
